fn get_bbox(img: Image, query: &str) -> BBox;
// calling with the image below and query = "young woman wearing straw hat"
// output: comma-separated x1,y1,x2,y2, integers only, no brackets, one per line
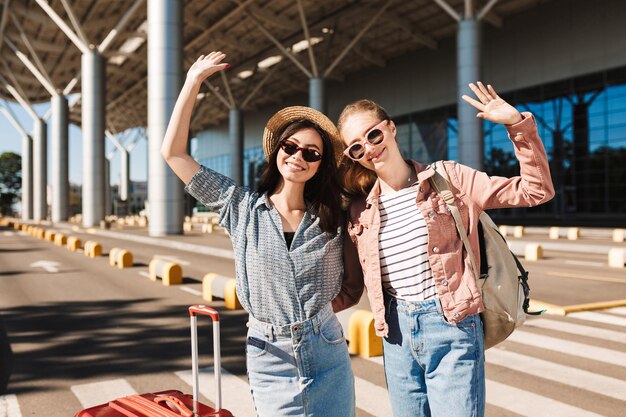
337,83,554,417
161,51,362,417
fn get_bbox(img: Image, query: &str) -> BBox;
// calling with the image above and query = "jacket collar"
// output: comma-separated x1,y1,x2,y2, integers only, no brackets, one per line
365,160,437,205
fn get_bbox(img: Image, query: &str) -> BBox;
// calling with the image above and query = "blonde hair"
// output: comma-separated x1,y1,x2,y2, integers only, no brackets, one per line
338,99,391,199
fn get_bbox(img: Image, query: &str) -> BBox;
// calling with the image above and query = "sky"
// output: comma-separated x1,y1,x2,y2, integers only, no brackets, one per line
0,99,148,186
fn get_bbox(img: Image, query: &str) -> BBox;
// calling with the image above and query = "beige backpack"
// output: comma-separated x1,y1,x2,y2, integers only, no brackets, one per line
430,161,541,349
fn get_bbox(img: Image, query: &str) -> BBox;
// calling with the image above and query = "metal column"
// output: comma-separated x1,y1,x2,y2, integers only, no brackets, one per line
81,50,106,227
230,108,243,185
457,19,483,170
51,94,69,222
148,0,183,236
21,135,33,220
32,118,47,221
309,77,325,113
120,149,130,201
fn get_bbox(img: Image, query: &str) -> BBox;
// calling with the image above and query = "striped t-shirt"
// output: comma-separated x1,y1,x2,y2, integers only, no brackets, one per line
378,184,436,301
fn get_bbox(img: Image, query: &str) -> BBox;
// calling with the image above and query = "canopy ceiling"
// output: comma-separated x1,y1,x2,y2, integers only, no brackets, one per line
0,0,551,134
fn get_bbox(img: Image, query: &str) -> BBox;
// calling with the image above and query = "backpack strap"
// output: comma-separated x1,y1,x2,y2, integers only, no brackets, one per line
429,161,480,282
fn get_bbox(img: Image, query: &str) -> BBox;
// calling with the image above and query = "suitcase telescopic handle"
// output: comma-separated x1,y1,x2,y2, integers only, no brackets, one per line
188,305,222,413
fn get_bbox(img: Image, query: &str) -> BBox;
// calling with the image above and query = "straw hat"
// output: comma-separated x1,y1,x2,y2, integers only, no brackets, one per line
262,106,343,166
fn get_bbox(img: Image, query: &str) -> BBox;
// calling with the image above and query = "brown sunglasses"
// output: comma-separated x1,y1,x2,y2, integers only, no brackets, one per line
280,140,323,162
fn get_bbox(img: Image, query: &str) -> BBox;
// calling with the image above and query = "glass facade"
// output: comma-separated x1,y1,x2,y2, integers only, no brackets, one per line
397,67,626,227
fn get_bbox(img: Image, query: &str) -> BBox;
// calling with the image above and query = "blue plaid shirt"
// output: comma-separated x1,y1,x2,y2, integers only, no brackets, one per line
185,166,344,325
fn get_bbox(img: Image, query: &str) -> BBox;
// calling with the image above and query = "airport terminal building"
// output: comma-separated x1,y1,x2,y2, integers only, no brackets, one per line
1,0,625,234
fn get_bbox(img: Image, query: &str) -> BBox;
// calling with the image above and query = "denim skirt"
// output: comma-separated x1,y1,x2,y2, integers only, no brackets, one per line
246,303,355,417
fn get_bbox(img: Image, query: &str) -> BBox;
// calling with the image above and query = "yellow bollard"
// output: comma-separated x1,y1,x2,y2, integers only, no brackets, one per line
348,310,383,357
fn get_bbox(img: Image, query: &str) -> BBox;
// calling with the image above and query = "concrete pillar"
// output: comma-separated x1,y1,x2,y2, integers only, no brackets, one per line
230,108,243,185
457,19,483,170
148,0,184,236
120,149,129,201
81,49,106,227
51,94,69,223
21,135,33,220
32,118,47,221
309,77,325,113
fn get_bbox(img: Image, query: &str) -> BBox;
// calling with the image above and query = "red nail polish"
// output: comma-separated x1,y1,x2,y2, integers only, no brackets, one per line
225,64,231,69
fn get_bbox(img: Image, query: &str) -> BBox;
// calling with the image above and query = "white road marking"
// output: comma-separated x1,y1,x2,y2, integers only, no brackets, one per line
524,318,626,344
564,260,605,267
70,379,137,409
29,260,60,273
138,271,151,278
507,330,626,367
179,287,202,296
486,348,626,401
153,255,190,266
606,307,626,316
486,380,605,417
0,395,22,417
567,311,626,327
2,231,15,236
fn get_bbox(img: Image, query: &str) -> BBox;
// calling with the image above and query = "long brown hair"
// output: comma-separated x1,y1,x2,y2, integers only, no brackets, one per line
257,119,343,234
337,99,391,200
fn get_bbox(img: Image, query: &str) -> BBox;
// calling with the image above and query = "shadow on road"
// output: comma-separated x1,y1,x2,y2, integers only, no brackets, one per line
1,298,248,394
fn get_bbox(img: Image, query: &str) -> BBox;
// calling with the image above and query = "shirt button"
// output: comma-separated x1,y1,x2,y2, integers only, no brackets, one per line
442,280,448,286
433,247,439,253
453,312,460,318
429,211,436,218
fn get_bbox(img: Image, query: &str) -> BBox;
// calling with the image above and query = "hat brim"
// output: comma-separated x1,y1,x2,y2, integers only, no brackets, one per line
262,106,343,166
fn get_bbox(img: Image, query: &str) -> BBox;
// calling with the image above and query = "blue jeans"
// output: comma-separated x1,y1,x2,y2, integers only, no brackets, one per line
383,298,485,417
246,304,355,417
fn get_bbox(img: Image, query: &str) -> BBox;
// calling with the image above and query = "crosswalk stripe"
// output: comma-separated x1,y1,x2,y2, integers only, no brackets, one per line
486,348,626,401
0,394,22,417
354,376,393,416
607,307,626,316
486,380,605,417
567,311,626,327
507,330,626,367
524,318,626,344
70,379,137,409
175,367,256,417
179,286,202,296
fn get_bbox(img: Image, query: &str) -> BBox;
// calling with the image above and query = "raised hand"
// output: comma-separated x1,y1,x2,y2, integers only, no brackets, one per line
462,82,523,125
186,51,230,85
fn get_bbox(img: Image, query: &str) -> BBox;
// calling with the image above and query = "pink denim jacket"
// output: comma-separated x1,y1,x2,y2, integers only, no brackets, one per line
347,113,555,337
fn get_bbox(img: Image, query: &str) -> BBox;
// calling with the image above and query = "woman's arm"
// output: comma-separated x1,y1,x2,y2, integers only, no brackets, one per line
332,229,365,313
160,51,229,185
456,82,555,209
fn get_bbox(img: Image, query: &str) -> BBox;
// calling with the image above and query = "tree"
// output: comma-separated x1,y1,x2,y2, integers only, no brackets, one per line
0,152,21,216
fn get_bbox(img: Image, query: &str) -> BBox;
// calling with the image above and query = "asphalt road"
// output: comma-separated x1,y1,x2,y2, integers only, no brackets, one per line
1,222,625,417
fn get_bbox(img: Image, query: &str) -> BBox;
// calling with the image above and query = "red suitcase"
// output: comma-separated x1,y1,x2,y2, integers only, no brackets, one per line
75,305,235,417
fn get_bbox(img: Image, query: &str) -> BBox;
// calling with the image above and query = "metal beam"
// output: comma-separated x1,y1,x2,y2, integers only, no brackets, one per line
33,0,90,54
0,100,27,137
296,0,318,77
98,0,144,53
478,0,499,20
5,38,57,96
0,0,10,49
63,73,80,95
185,0,255,52
382,10,437,49
465,0,474,19
59,0,90,46
220,70,236,108
433,0,461,22
241,64,279,109
244,9,313,78
0,73,38,121
10,12,56,89
324,0,393,78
